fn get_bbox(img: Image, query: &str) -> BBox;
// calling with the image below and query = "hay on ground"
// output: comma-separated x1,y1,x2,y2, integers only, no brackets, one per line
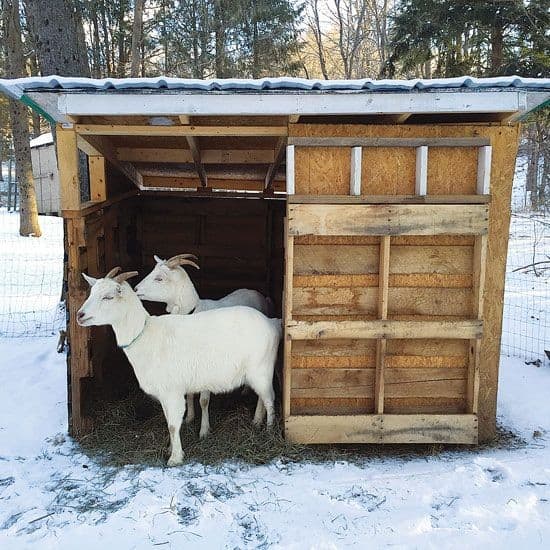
78,391,525,468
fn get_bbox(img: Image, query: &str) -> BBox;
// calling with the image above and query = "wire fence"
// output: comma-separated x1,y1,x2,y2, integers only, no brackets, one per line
501,211,550,364
0,207,65,337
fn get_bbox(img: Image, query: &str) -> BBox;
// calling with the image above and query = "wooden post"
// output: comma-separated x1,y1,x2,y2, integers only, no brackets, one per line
66,216,93,435
350,146,362,196
283,217,294,421
88,156,107,202
468,234,487,414
415,146,428,195
57,126,81,210
286,145,295,195
375,236,390,414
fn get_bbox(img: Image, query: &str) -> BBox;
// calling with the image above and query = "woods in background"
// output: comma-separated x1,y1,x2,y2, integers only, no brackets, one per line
0,0,548,233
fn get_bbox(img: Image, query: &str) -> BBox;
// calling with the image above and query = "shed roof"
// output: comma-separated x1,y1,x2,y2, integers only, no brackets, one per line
1,75,550,96
1,75,549,124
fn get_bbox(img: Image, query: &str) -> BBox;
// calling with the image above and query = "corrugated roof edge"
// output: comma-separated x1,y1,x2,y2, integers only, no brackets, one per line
1,75,550,99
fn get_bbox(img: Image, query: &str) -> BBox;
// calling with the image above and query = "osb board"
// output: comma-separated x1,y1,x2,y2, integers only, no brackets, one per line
295,147,351,195
290,124,484,196
288,123,519,440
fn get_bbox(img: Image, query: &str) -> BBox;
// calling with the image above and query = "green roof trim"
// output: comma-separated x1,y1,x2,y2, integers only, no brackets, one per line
21,93,56,124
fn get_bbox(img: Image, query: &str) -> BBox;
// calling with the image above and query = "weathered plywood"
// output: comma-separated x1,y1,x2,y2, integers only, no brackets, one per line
288,204,489,237
285,414,478,444
292,287,472,316
294,244,473,275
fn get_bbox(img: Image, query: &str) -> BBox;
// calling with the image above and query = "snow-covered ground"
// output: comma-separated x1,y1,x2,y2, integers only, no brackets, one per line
0,337,549,548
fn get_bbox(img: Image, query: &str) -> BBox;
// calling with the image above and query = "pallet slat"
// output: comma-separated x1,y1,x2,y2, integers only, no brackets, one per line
285,414,478,444
287,319,483,340
288,204,489,236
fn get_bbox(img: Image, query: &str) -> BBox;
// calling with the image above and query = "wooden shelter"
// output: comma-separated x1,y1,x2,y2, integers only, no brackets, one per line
1,76,549,445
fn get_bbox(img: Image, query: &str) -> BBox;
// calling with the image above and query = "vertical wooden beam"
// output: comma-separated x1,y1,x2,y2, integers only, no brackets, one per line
415,146,428,196
286,145,295,195
88,156,107,202
66,216,93,435
468,234,487,414
470,143,491,414
265,137,287,191
283,216,294,422
185,136,208,187
375,236,391,414
57,125,81,210
350,146,362,196
477,145,492,194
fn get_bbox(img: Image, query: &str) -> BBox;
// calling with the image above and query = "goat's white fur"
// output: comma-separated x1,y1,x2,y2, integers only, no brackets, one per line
134,255,271,438
78,272,280,466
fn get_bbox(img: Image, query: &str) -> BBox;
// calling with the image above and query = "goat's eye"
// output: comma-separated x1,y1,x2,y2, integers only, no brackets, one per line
154,277,163,282
102,295,114,301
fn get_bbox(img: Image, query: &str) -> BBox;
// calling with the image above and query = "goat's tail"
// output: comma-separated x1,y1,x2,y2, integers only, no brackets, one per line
271,317,283,342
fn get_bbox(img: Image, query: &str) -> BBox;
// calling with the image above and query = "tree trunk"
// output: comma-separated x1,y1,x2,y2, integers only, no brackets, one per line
490,23,504,74
3,0,42,237
130,0,145,77
25,0,90,76
214,0,226,77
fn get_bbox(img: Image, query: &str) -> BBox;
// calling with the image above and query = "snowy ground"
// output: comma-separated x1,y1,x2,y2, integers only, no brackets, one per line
1,337,549,548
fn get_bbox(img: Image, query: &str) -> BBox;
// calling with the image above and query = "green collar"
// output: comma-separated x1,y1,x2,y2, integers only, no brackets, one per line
119,318,148,350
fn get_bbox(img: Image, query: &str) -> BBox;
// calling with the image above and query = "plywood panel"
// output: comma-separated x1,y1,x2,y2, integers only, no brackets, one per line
293,287,472,316
295,146,351,195
362,147,416,194
291,398,373,416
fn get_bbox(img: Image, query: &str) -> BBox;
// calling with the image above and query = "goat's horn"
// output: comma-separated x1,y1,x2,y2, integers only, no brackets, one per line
114,271,139,283
165,254,200,270
105,266,122,279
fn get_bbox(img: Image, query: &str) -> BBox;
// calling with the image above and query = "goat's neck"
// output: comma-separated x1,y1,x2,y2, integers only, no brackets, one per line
168,280,200,314
111,295,150,347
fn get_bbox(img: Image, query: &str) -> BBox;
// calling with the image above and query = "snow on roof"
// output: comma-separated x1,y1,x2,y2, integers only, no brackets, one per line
30,132,53,148
1,75,550,99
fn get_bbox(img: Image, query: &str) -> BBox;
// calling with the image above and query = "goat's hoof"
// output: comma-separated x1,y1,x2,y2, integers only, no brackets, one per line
199,428,210,439
185,415,195,425
167,455,183,467
252,418,262,427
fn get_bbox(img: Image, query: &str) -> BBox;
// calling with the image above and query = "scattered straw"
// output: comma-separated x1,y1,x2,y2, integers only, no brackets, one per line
78,391,525,468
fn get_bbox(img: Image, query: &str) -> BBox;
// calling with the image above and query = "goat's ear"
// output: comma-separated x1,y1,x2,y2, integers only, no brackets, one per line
154,254,164,264
82,273,98,287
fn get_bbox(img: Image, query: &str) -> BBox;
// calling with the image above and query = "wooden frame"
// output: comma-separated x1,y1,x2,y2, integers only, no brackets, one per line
282,127,498,445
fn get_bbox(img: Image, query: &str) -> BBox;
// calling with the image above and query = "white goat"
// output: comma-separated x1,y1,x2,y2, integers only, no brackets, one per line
134,254,272,438
77,267,280,466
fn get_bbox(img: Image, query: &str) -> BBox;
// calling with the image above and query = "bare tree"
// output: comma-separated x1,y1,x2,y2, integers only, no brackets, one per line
130,0,145,77
3,0,42,237
303,0,393,79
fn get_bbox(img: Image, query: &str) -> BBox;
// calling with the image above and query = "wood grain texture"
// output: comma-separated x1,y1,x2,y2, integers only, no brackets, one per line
285,414,478,444
288,319,483,340
288,204,489,236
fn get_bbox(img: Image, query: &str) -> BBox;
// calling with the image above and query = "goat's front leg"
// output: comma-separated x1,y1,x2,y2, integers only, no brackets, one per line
199,391,211,438
185,393,195,423
161,394,187,466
